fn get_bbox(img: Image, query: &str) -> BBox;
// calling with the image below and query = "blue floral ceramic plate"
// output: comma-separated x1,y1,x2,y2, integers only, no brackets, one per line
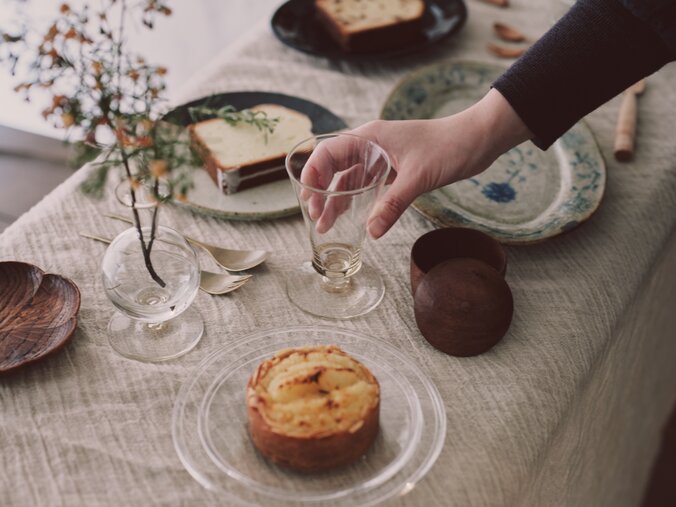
381,61,606,244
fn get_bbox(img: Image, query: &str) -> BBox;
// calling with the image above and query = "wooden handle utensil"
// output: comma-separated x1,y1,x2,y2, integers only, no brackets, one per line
614,79,646,162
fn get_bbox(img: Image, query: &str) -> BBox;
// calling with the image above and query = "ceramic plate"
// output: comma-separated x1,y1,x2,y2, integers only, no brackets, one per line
173,325,446,507
164,92,348,221
0,262,80,374
271,0,467,60
381,61,606,244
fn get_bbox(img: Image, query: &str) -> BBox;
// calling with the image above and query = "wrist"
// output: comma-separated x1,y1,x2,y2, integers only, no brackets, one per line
478,88,532,155
455,88,532,178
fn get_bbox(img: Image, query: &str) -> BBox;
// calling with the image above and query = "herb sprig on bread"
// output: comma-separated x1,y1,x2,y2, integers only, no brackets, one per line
188,104,280,139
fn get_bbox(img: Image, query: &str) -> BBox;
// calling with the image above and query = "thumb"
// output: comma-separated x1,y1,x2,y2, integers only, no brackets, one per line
367,178,418,239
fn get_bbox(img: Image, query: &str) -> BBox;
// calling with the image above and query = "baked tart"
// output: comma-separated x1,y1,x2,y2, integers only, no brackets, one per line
246,345,380,472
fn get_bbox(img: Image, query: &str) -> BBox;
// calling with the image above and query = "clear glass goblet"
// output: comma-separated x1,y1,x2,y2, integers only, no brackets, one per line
101,225,203,362
285,133,391,319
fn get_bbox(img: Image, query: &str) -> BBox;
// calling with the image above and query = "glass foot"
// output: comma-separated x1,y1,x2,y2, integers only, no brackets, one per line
287,261,385,319
108,306,203,362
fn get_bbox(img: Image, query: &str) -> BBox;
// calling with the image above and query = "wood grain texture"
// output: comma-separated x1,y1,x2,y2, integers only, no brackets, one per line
0,261,80,373
410,227,507,296
414,258,513,357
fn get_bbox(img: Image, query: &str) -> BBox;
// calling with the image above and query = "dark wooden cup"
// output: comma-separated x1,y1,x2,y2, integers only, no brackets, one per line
410,227,507,296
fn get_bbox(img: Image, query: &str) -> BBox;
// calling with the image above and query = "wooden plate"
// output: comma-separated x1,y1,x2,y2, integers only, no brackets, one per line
270,0,467,60
381,61,606,244
0,262,81,374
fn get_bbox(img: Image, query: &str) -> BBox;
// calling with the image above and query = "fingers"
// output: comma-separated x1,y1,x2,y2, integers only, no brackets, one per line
300,164,327,220
299,136,348,219
367,177,418,239
315,163,363,233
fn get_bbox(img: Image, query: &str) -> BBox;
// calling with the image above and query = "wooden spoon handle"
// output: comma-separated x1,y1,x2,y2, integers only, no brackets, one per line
614,92,638,161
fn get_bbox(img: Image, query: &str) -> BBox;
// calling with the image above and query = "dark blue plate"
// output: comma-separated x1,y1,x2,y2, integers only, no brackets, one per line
271,0,467,60
165,91,347,133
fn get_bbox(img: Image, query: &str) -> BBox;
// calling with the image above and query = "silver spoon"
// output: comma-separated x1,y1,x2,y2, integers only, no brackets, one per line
103,213,269,272
79,232,252,295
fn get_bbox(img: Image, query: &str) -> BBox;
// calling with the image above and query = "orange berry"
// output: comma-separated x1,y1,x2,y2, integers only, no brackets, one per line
61,112,75,128
149,159,168,177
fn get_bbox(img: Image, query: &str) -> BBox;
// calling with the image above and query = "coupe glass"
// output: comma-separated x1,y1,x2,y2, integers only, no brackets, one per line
285,133,391,319
101,225,203,362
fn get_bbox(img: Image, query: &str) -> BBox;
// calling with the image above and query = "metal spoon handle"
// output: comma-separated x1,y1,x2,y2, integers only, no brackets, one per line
103,212,202,246
79,232,112,244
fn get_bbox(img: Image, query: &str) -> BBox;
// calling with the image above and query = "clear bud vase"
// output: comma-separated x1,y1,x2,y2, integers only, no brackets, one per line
101,181,203,362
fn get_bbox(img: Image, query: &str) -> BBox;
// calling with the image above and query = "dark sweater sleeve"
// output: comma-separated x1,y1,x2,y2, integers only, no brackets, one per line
493,0,676,150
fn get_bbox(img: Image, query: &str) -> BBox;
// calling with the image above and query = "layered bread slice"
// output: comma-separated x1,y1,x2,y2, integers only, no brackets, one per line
315,0,426,53
190,104,313,194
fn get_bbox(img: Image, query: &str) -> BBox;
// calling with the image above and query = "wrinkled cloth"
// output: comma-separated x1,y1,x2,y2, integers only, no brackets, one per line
1,1,676,505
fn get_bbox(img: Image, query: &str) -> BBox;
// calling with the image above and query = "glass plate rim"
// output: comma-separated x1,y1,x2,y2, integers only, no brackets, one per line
172,324,447,506
196,345,424,501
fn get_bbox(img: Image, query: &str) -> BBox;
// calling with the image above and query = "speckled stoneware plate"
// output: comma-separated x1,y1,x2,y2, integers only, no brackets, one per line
381,61,606,244
271,0,467,60
164,92,348,221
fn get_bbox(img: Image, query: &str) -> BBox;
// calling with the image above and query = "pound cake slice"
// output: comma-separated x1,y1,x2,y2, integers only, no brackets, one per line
246,345,380,472
190,104,313,194
315,0,425,52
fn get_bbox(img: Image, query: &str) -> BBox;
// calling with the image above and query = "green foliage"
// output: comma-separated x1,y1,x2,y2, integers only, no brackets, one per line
188,104,279,136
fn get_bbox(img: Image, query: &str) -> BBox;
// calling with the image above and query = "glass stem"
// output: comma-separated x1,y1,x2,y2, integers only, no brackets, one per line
320,275,352,293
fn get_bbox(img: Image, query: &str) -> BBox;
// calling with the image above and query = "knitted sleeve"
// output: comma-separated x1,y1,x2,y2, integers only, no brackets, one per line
492,0,676,149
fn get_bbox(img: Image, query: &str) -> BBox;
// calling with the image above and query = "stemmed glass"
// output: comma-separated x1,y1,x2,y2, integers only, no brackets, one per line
102,182,203,362
285,133,391,319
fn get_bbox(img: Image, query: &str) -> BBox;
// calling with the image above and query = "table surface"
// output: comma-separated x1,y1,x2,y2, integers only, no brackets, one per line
2,1,676,506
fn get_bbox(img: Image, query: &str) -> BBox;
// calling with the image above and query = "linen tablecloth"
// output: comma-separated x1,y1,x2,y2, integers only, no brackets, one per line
2,1,676,505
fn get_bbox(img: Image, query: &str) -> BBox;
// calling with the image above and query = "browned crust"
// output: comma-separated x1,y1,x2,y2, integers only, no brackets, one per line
236,167,288,192
314,0,425,52
189,122,288,193
247,398,380,472
314,5,352,50
189,124,223,188
246,346,380,472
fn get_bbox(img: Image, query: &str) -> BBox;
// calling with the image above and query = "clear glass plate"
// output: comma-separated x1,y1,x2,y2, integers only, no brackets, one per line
172,325,446,506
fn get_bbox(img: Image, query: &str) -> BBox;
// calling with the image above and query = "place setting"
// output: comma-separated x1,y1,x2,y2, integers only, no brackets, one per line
271,0,467,60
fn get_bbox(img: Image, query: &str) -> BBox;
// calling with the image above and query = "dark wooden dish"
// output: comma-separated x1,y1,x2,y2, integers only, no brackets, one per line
410,227,507,296
413,258,513,357
0,261,81,374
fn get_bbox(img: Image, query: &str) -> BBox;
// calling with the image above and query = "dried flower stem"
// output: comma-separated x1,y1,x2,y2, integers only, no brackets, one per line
2,1,278,286
119,148,166,287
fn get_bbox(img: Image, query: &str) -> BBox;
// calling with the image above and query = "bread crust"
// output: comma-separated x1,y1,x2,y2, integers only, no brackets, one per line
314,0,425,52
247,400,380,472
189,123,287,193
246,346,380,472
189,104,312,194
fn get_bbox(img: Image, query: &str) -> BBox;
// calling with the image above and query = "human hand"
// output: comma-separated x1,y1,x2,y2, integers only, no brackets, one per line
299,89,532,239
299,134,390,234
